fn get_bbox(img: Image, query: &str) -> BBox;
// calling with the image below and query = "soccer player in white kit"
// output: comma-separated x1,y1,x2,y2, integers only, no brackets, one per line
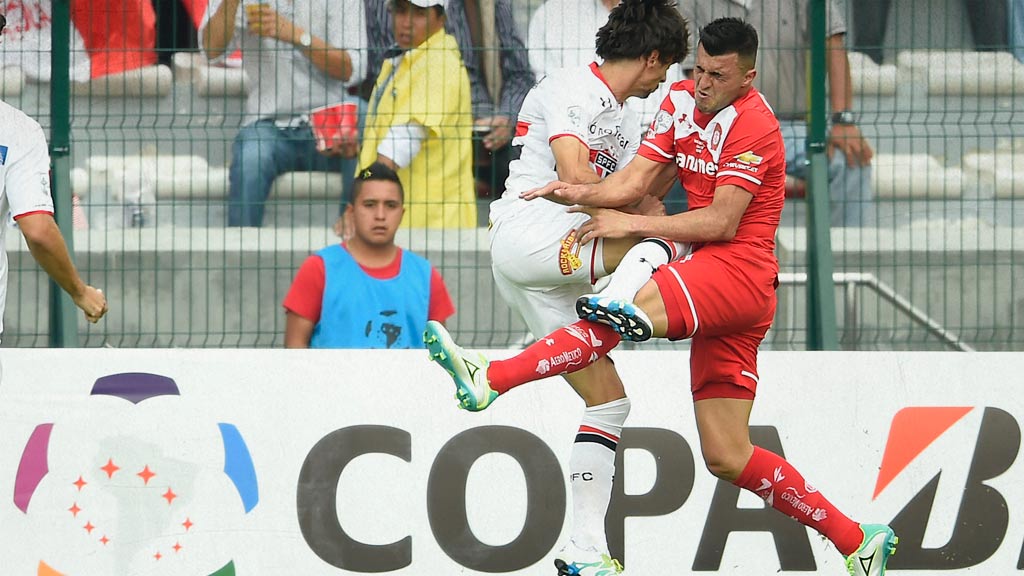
429,2,689,573
0,13,108,360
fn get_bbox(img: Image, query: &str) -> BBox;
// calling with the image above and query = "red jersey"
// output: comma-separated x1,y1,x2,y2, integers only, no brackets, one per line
638,80,785,254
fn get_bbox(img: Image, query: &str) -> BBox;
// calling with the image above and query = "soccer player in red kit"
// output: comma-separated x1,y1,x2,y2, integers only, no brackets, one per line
424,17,897,576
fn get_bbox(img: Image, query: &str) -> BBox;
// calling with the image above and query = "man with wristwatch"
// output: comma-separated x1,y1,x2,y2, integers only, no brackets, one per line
683,0,875,227
201,0,368,227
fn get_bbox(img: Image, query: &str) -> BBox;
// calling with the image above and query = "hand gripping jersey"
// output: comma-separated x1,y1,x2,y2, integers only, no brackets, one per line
639,80,786,255
493,62,641,222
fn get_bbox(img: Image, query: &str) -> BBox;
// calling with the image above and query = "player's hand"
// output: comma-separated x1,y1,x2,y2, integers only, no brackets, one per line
829,124,873,167
569,206,638,245
521,180,590,205
74,286,108,324
247,4,297,43
476,116,512,151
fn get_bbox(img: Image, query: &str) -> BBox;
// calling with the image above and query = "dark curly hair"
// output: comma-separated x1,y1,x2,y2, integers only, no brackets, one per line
699,17,759,69
595,0,689,65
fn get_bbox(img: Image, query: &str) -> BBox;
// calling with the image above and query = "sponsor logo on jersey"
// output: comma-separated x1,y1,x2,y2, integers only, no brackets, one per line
558,228,584,276
735,150,764,165
676,152,718,176
0,145,8,166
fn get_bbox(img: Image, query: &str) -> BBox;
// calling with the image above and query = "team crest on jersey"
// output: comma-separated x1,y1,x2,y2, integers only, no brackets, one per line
647,110,673,139
735,150,764,165
0,145,8,166
710,124,723,151
588,149,618,178
558,228,584,276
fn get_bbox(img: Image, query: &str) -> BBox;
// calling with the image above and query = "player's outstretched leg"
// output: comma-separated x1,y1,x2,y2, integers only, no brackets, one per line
845,524,898,576
554,542,623,576
576,296,654,342
423,321,498,411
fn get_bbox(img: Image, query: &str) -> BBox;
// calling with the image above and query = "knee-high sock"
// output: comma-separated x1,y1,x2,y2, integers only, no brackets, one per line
569,398,631,551
488,321,621,395
600,238,688,301
734,446,864,556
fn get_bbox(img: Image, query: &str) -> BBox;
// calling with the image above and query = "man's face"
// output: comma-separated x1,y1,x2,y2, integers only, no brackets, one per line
392,1,444,50
631,59,674,99
347,180,405,247
692,44,756,115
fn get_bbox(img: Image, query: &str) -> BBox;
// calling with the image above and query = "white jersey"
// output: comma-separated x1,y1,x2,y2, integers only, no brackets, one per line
0,100,56,335
488,63,641,337
493,62,642,223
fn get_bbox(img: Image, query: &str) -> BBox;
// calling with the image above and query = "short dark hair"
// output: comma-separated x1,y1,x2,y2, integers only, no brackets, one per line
0,13,7,35
350,162,404,204
699,17,759,69
595,0,689,65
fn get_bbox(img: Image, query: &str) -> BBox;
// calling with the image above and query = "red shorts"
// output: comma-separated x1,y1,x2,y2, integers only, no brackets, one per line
651,243,778,401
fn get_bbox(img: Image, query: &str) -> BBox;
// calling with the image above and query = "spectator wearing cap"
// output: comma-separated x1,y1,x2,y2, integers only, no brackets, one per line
356,0,476,229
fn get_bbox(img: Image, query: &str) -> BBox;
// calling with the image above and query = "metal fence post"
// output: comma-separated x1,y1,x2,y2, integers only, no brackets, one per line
48,0,79,347
805,0,839,350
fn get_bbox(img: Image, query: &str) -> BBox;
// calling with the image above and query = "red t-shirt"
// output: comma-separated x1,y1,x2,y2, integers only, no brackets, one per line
639,80,785,254
283,245,455,324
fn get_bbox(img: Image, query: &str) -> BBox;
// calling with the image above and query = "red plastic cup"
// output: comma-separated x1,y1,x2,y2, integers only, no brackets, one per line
310,102,358,152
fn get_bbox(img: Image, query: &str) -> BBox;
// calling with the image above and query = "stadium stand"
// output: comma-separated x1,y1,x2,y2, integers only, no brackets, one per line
0,66,25,96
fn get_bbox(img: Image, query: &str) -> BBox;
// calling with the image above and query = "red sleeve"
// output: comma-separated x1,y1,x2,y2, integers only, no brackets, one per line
638,87,681,163
715,111,783,197
427,267,456,323
282,255,326,323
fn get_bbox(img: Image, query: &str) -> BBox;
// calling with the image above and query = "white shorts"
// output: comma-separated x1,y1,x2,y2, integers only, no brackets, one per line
489,198,608,337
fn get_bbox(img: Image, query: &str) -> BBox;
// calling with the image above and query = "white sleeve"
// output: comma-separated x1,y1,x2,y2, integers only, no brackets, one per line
377,123,428,169
6,121,55,219
329,0,368,87
539,77,589,144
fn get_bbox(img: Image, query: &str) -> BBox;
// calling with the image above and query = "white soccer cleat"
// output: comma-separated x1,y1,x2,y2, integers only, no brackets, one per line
575,294,653,342
423,321,498,412
554,541,623,576
845,524,898,576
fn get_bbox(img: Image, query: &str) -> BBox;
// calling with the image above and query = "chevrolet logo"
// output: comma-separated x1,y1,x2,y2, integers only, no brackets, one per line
735,151,763,165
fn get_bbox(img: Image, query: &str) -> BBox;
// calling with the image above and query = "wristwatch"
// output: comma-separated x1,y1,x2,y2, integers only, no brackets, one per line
298,31,312,48
831,111,857,125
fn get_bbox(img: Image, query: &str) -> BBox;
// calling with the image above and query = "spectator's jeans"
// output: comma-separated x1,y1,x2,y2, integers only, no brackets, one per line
227,118,358,227
1013,0,1024,62
780,120,874,227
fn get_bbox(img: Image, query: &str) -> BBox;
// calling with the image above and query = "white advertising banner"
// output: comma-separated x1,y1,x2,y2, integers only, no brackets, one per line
0,350,1021,575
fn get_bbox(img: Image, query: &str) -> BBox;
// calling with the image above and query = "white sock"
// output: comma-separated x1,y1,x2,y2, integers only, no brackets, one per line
569,397,631,551
600,238,688,301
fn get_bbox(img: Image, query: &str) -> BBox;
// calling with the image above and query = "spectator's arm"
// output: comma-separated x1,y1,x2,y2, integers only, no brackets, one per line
294,29,355,82
376,123,427,169
495,0,535,122
201,0,242,60
18,213,107,323
284,312,315,348
827,34,873,166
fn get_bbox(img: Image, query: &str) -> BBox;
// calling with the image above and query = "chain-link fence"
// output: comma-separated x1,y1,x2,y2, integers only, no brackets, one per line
1,0,1020,350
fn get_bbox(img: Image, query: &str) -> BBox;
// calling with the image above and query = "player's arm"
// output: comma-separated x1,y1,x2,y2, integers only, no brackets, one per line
550,137,602,184
524,154,676,207
284,312,315,348
18,213,107,323
571,184,751,245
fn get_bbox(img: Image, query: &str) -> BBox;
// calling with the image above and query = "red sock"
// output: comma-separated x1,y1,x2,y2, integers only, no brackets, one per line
734,446,864,556
488,321,621,394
